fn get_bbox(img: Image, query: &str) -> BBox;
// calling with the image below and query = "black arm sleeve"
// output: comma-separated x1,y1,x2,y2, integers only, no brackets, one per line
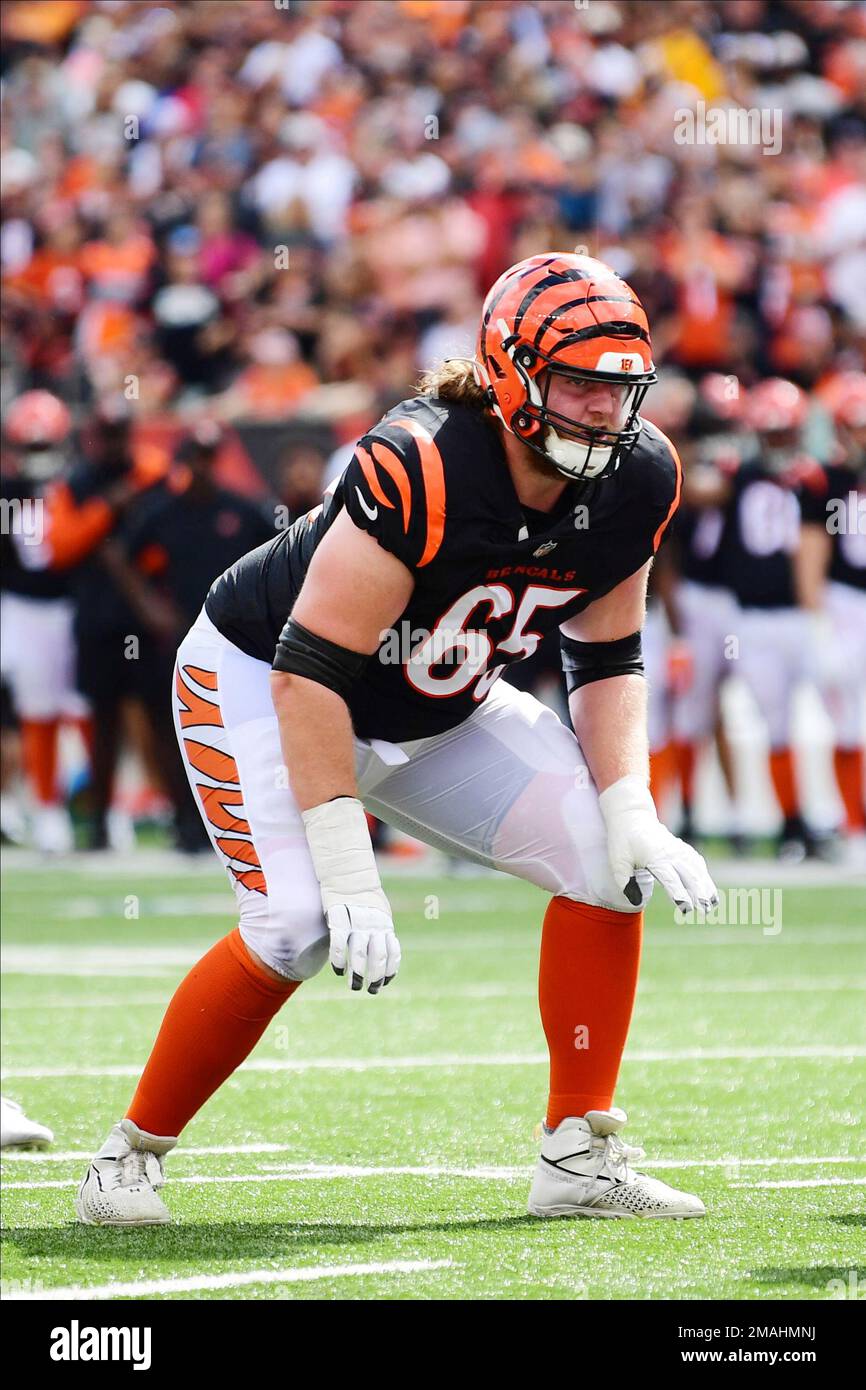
560,630,644,695
272,617,370,701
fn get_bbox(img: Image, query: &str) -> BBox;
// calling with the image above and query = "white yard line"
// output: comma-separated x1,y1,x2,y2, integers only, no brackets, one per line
2,843,864,884
3,977,864,1010
7,1157,866,1192
3,1044,864,1082
3,930,863,978
3,1257,453,1301
735,1177,866,1189
3,1147,865,1168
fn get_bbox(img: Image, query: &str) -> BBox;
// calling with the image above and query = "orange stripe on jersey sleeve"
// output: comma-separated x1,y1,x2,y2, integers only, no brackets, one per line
390,417,446,567
371,441,411,533
354,443,395,511
650,425,683,553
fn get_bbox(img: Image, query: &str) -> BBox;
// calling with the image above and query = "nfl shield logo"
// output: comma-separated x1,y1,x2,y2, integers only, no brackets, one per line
533,540,558,558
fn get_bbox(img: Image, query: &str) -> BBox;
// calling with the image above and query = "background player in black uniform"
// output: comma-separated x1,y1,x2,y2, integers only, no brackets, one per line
105,424,278,850
671,382,750,850
77,253,718,1228
0,390,87,853
796,372,866,854
686,378,829,860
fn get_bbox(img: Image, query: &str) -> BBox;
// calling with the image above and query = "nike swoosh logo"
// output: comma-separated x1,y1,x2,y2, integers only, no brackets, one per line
355,486,378,521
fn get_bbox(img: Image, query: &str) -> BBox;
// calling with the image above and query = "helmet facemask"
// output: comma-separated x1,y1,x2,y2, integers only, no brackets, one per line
492,330,656,482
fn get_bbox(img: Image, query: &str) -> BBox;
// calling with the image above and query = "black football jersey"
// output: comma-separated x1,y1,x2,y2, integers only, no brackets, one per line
0,476,69,600
205,396,680,740
798,463,866,593
722,460,805,609
125,484,276,624
673,501,730,589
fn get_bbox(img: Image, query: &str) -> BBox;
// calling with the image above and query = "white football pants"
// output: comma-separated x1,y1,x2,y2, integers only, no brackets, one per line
172,609,647,981
821,581,866,747
734,606,810,749
0,592,89,720
671,581,739,743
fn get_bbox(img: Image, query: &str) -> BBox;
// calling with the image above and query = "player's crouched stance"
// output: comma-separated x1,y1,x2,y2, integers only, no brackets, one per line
77,254,717,1227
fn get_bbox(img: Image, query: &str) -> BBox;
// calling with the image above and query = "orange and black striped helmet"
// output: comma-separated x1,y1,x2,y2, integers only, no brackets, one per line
474,252,656,480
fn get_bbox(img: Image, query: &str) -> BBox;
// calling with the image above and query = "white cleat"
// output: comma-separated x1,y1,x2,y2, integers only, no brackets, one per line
528,1108,706,1220
75,1118,177,1227
1,1096,54,1149
31,803,74,854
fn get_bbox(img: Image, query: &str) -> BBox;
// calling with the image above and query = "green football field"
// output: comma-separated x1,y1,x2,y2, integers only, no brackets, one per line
1,857,864,1302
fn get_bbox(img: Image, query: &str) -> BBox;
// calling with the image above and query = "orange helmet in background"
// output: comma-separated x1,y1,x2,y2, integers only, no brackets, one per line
4,390,72,482
744,378,809,434
817,371,866,431
473,252,656,481
5,390,71,447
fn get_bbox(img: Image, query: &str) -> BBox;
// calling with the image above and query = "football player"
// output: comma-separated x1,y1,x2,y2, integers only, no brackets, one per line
670,378,746,847
0,391,88,852
796,372,866,852
77,253,718,1225
687,379,830,859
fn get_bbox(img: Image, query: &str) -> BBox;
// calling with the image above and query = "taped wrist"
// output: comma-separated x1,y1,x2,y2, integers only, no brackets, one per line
273,617,369,700
597,773,655,826
301,796,390,916
560,630,644,694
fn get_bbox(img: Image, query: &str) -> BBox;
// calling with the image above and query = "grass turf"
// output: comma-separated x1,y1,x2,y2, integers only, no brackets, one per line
1,863,864,1301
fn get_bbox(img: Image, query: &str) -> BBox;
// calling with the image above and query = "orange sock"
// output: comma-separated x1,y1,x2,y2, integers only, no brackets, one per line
20,717,60,804
126,928,299,1138
674,739,697,810
649,743,676,816
834,746,865,832
768,747,798,820
539,896,643,1129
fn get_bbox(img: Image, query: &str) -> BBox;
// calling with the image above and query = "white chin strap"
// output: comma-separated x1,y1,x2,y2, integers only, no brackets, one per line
544,427,614,480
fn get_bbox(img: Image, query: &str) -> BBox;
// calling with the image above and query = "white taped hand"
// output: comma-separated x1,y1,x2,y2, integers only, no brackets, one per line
326,902,402,994
598,775,719,913
302,798,401,993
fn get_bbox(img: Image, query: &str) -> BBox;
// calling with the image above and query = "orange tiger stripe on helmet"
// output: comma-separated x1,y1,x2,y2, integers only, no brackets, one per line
176,666,223,729
536,291,650,365
183,739,240,784
478,252,653,389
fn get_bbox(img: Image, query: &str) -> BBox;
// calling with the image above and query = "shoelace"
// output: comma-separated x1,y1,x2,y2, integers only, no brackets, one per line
120,1148,163,1188
597,1132,646,1181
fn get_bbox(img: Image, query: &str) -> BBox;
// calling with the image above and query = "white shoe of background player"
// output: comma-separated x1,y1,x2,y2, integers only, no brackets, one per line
528,1108,706,1219
75,1118,176,1226
31,803,74,854
0,1096,54,1148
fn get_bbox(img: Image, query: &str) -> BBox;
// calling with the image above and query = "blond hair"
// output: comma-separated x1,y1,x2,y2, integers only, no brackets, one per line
417,357,490,411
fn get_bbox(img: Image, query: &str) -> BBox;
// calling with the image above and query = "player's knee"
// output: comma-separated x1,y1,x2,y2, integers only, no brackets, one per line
557,858,653,914
238,907,329,982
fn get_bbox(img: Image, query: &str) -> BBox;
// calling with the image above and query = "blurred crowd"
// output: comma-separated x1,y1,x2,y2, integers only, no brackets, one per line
1,0,864,858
